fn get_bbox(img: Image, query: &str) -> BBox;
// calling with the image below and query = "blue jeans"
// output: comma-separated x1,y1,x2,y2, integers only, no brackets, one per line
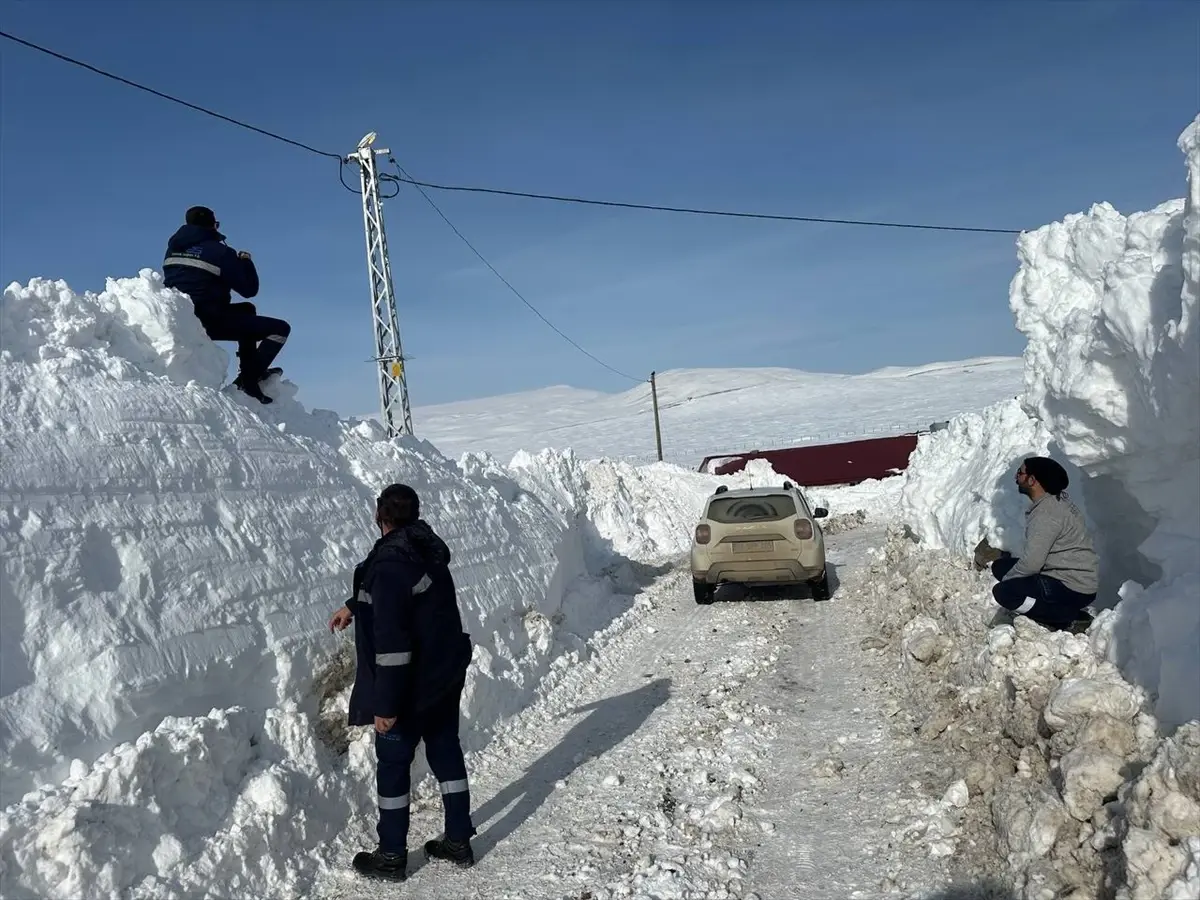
374,680,475,853
990,557,1094,629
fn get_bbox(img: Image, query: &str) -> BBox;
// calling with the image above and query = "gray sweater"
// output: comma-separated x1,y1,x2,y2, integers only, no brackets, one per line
1003,493,1100,595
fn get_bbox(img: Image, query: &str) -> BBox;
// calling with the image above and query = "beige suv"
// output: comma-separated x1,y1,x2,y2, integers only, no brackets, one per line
689,482,830,605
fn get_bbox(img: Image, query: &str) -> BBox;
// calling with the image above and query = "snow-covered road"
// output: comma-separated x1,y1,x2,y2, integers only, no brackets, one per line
739,529,995,900
317,528,981,900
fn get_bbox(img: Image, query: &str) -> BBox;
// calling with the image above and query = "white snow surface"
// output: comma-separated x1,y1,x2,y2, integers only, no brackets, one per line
0,264,1016,899
0,271,808,899
899,114,1200,730
412,358,1025,466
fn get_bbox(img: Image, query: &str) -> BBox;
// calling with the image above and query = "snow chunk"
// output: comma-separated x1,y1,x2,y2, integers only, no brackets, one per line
1057,747,1125,821
1,271,229,387
992,776,1068,867
942,779,970,810
1042,677,1142,733
901,614,950,665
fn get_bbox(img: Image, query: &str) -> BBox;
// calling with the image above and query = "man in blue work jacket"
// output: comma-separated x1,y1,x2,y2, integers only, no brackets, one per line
162,206,290,403
328,483,476,882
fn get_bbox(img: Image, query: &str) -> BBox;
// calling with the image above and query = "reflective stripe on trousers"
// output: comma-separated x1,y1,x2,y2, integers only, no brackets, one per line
373,683,476,851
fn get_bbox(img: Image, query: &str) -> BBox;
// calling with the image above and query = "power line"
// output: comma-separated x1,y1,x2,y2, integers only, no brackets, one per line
385,162,644,383
387,174,1025,236
0,27,1022,384
0,29,343,161
0,29,634,381
0,29,1025,238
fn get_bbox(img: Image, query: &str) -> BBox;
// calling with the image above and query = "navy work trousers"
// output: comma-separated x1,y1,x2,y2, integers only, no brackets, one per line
201,301,290,379
374,680,475,854
991,557,1095,628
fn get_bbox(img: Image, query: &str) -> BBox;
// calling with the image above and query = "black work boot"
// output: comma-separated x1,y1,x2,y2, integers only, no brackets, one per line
352,848,407,882
988,607,1017,628
233,372,272,404
1065,610,1095,635
424,836,475,868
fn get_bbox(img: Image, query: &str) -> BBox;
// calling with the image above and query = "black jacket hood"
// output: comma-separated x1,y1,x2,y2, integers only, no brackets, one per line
401,519,452,566
369,518,452,568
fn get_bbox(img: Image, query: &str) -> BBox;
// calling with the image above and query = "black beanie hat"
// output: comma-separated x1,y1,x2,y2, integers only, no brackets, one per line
1024,456,1069,496
185,206,217,229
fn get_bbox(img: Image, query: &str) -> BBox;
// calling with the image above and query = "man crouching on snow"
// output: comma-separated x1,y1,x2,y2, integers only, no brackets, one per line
328,483,477,882
990,456,1098,634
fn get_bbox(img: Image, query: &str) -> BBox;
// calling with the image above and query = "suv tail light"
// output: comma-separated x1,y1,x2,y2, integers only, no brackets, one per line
794,519,813,540
695,524,711,545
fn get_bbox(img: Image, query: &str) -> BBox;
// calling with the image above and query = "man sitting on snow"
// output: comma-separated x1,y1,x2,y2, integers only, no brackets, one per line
990,456,1098,634
162,206,290,404
328,484,477,882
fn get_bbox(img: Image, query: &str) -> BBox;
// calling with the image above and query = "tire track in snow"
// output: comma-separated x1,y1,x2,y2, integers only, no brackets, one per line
740,527,964,899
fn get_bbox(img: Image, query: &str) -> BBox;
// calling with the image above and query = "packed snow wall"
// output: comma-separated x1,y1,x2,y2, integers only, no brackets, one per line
900,114,1200,730
0,271,783,898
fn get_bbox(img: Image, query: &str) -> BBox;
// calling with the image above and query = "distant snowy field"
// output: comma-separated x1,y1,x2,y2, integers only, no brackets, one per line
411,357,1026,465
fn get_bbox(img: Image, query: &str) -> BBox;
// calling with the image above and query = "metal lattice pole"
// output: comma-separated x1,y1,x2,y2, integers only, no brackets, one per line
347,132,413,438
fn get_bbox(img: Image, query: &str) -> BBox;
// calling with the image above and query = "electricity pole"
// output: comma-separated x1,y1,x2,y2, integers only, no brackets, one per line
650,371,663,462
346,132,413,438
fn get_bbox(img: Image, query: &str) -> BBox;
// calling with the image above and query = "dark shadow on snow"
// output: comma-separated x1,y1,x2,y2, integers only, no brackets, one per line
409,678,672,875
914,879,1016,900
712,557,840,603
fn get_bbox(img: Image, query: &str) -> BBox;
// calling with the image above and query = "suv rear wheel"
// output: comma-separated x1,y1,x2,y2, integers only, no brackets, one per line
809,571,831,602
693,579,716,605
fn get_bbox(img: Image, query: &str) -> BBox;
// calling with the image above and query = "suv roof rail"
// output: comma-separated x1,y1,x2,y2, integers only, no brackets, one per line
714,485,729,494
783,480,793,490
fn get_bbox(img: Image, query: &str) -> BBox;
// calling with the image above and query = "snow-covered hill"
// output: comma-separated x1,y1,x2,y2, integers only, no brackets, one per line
411,357,1026,465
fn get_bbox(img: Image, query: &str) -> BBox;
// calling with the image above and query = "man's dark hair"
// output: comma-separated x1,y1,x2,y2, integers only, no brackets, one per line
185,206,217,229
377,483,419,529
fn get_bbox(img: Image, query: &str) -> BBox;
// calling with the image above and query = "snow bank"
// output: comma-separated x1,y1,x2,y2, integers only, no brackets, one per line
869,529,1200,900
899,398,1091,557
498,453,786,562
0,272,787,899
898,114,1200,730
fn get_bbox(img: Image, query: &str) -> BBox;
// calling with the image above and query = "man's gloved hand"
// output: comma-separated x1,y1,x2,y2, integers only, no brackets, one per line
237,250,252,260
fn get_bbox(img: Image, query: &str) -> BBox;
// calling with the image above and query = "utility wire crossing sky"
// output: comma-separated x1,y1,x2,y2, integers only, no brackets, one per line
0,27,1029,386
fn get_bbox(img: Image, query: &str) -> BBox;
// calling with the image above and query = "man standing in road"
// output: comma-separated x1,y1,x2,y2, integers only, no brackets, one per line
328,483,477,882
990,456,1099,634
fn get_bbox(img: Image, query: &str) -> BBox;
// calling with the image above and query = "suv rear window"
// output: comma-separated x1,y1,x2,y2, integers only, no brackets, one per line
707,493,797,523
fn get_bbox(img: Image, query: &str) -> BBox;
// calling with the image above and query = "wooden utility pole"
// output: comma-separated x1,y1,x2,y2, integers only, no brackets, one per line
650,371,663,462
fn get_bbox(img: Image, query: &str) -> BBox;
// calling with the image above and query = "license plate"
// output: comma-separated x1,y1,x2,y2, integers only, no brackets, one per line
732,541,773,553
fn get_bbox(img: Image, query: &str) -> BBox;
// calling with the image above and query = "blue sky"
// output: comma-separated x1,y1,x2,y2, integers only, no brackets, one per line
1,0,1196,417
